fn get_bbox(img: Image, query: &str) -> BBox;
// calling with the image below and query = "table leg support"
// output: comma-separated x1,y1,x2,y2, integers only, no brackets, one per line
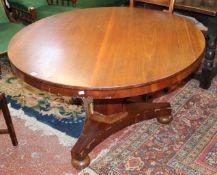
71,99,172,170
200,16,217,89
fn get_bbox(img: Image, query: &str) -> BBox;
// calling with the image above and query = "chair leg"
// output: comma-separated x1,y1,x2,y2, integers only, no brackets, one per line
0,65,1,79
0,93,18,146
0,60,2,79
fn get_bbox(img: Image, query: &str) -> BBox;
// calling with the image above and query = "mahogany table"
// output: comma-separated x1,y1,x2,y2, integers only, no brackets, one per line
8,7,205,169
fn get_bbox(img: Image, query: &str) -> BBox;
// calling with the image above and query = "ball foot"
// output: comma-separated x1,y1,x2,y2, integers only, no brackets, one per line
71,155,90,170
157,115,172,124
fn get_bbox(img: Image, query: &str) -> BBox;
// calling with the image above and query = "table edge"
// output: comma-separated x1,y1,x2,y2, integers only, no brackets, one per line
10,53,204,99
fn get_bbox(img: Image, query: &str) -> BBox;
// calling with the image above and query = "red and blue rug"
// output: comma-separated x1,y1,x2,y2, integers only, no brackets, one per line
0,57,217,174
0,57,85,140
89,77,217,174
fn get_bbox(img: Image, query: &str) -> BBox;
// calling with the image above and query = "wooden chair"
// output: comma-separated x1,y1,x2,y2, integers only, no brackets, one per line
0,0,24,78
130,0,175,13
129,0,207,31
0,93,18,146
7,0,78,23
8,0,127,23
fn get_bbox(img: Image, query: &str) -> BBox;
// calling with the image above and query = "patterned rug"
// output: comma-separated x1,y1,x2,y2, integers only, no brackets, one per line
0,57,85,141
89,76,217,175
1,57,217,174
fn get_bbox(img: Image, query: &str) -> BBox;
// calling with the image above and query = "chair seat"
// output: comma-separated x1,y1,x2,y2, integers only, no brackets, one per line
36,5,78,20
8,0,47,10
0,23,23,54
76,0,126,8
8,0,128,23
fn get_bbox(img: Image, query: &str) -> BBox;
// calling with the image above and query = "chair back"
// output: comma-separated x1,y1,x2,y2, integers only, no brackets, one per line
0,0,9,23
130,0,175,13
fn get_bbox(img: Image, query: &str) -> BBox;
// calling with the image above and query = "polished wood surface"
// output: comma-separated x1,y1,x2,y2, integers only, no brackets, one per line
172,0,217,89
175,0,217,16
8,7,205,99
8,7,205,169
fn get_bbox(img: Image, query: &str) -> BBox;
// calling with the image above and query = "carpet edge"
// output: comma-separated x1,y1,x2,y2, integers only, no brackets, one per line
8,104,78,147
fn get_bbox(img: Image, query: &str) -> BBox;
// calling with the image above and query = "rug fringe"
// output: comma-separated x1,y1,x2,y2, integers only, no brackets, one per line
8,104,77,147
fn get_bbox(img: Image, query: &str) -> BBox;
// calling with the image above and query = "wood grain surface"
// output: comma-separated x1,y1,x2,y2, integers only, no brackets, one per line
8,7,205,99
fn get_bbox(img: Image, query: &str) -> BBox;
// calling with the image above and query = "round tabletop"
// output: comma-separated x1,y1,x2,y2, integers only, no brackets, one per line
8,7,205,99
